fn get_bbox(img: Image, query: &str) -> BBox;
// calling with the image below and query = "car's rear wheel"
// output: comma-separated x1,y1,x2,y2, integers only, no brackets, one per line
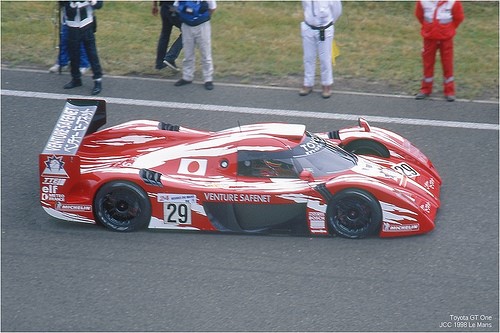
343,139,390,158
327,189,382,239
94,181,151,232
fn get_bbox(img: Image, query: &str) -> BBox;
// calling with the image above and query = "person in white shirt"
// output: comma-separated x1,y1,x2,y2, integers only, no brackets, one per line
300,0,342,99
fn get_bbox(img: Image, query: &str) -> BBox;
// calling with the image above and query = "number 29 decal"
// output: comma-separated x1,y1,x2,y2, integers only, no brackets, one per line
392,162,420,178
164,202,192,225
158,193,196,225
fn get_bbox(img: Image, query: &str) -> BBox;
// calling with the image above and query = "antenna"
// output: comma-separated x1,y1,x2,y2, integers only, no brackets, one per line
237,120,241,132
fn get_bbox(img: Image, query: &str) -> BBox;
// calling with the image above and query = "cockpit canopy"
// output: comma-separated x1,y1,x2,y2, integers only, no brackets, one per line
237,132,357,178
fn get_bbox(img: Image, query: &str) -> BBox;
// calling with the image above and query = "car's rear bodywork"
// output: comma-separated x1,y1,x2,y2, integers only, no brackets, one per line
40,99,441,238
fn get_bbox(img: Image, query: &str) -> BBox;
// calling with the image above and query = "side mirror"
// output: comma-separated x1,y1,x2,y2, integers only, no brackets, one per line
358,117,371,132
299,169,314,182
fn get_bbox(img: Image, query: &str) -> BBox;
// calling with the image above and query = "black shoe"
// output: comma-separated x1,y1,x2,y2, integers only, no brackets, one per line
91,81,102,95
415,92,429,100
163,59,179,71
204,81,214,90
445,95,455,102
64,79,82,89
155,63,167,70
175,79,192,86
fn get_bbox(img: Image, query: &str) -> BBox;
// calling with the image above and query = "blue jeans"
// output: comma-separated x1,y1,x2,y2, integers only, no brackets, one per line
164,35,183,63
156,3,183,66
59,24,89,68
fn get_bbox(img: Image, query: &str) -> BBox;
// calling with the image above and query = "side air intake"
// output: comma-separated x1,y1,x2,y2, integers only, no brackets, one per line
140,169,163,187
159,122,180,131
328,130,340,140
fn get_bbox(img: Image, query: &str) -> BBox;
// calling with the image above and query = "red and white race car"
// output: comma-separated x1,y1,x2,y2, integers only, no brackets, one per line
39,99,441,238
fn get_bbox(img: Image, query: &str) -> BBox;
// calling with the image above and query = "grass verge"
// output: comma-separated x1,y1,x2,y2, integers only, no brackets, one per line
1,1,498,100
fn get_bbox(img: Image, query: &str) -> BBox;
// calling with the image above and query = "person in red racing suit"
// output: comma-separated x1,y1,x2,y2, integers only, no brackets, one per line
415,0,464,102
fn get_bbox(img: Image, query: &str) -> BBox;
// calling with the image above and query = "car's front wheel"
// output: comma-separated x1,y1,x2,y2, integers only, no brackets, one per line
327,189,382,239
94,181,151,232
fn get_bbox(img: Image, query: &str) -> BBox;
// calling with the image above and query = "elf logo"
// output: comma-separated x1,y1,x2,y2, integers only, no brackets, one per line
178,158,207,176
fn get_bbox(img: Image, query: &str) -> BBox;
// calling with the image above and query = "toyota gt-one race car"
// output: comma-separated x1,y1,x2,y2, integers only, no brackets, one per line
39,99,441,238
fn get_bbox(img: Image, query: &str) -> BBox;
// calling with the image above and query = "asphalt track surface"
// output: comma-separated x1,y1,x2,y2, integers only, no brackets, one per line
1,68,498,332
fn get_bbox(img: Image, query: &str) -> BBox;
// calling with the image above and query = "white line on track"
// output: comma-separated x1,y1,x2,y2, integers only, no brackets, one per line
5,67,500,104
2,89,498,131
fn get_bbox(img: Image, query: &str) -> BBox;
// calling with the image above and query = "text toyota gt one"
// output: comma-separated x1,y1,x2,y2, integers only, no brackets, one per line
39,99,441,238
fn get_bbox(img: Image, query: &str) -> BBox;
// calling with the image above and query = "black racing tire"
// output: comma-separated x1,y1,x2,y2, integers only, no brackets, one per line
94,181,151,232
327,189,382,239
343,139,390,158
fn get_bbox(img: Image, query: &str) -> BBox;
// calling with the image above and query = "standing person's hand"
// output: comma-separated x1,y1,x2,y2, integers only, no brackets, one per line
152,1,159,16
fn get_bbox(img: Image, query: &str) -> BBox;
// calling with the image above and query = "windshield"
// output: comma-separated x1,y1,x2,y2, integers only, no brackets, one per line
292,132,357,177
237,133,357,178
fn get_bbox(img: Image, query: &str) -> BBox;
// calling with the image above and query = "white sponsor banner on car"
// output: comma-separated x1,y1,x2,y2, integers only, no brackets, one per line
157,193,197,203
43,102,98,155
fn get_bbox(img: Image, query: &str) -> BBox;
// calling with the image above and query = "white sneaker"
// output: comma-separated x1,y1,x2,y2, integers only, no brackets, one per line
80,67,90,75
48,64,60,73
49,64,69,73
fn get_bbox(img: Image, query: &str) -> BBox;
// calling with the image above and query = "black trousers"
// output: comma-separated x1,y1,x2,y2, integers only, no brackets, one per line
156,3,181,67
67,24,102,80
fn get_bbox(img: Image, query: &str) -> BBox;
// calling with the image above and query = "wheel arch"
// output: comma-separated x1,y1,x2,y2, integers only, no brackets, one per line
342,139,390,158
326,187,383,239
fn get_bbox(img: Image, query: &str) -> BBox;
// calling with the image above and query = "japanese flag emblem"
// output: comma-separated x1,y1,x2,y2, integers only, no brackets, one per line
178,158,207,176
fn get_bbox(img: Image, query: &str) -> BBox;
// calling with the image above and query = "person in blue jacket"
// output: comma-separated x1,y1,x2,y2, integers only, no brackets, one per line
173,0,216,90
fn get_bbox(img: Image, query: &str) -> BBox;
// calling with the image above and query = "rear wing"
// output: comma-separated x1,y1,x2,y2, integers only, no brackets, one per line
42,98,106,155
40,99,106,208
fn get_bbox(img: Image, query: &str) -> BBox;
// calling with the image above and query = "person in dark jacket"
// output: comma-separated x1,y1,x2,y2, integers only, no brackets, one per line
62,0,104,95
152,1,183,71
49,10,90,75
